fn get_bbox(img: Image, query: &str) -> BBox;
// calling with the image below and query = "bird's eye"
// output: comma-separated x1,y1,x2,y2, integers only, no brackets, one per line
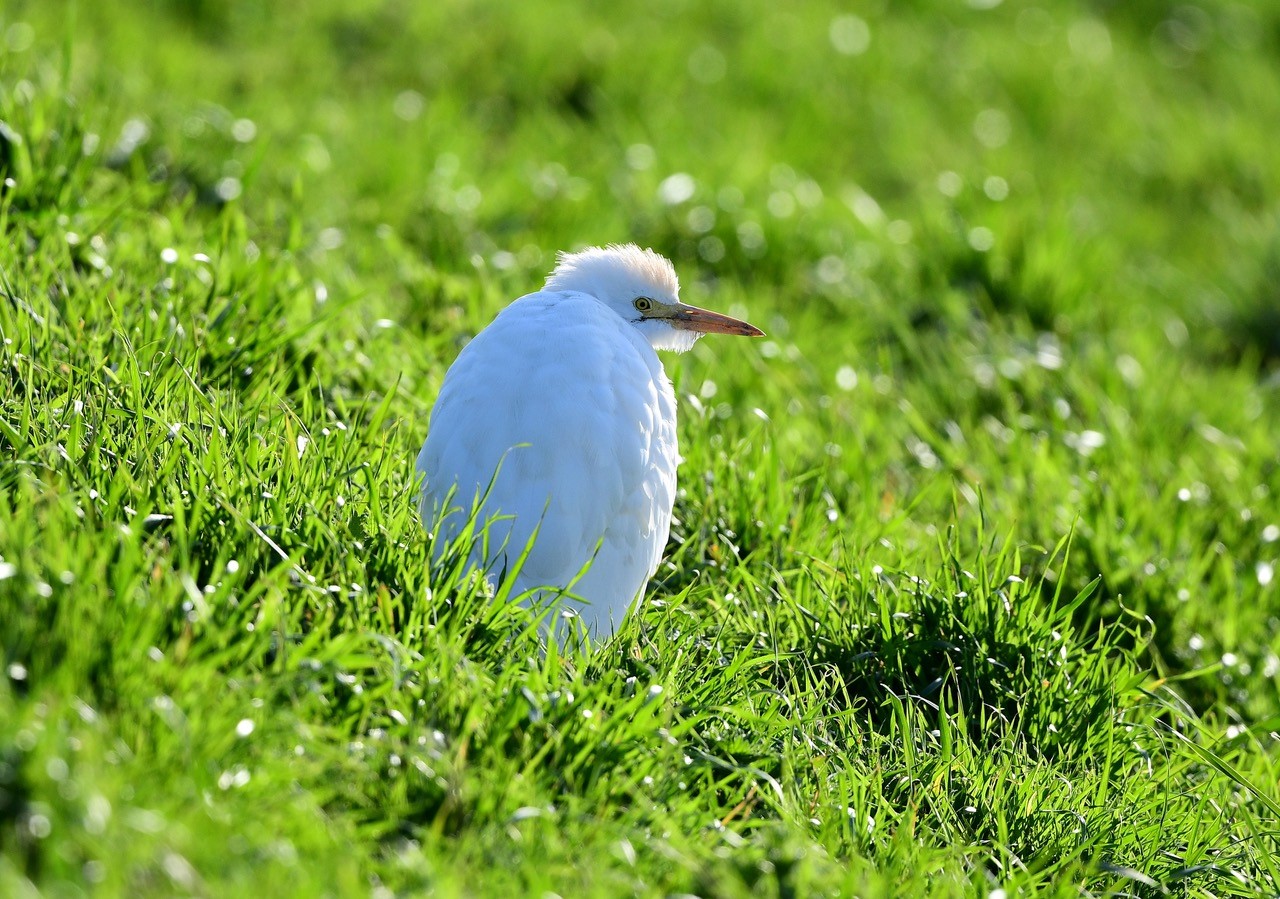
634,297,653,312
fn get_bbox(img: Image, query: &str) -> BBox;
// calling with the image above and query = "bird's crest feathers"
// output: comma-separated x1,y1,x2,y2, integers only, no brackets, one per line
545,244,679,300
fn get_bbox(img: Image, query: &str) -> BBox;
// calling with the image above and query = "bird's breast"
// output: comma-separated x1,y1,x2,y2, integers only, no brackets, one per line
419,290,678,586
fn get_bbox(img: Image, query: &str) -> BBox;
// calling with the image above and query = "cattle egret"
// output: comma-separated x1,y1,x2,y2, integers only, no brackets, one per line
417,244,763,640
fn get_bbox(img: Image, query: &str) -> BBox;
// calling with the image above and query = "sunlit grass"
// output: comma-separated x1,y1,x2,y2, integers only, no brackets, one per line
3,0,1280,895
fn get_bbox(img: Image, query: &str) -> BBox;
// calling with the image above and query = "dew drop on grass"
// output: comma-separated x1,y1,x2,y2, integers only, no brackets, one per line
717,185,744,211
393,90,424,121
974,108,1011,148
1068,18,1112,63
1257,562,1274,586
27,813,51,839
6,22,35,52
968,227,995,252
658,173,695,205
795,179,823,207
85,795,111,835
163,852,197,888
231,118,257,142
698,236,725,262
454,185,482,212
625,143,655,170
767,191,796,218
816,256,846,287
46,758,69,781
618,839,636,866
829,15,870,56
846,189,883,226
1077,430,1106,454
1116,354,1144,385
887,219,913,244
686,205,715,233
215,177,242,201
737,220,766,256
217,767,251,789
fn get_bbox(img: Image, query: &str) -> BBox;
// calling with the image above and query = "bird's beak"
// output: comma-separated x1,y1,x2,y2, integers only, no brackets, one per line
664,302,765,337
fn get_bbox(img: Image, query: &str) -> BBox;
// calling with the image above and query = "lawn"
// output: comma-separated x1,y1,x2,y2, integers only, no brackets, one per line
3,0,1280,895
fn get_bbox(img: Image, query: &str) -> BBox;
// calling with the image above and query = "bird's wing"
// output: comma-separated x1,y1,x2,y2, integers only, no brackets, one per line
417,290,675,597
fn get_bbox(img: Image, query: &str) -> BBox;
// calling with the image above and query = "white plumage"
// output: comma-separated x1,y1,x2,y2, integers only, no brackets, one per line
417,244,762,639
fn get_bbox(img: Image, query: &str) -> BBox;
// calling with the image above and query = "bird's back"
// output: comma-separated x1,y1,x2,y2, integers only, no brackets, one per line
417,290,678,636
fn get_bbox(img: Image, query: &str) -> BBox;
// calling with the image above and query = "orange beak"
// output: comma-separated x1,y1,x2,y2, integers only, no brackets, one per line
665,302,765,337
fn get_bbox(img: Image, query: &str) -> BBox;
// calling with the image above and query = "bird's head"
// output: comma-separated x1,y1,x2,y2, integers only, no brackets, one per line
545,244,764,353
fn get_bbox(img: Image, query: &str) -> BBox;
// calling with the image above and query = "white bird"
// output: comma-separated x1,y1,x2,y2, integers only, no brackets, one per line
416,244,763,640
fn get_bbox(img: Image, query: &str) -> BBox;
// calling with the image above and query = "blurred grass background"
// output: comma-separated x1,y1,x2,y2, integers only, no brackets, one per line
3,0,1280,895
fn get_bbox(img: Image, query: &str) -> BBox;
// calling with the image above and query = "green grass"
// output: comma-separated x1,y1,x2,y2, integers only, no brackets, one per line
3,0,1280,895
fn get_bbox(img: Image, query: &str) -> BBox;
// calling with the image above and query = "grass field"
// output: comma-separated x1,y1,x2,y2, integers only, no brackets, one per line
3,0,1280,895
